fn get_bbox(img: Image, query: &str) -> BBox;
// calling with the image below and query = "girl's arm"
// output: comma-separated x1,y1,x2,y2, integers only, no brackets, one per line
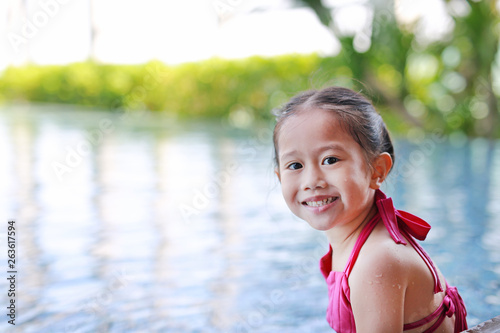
349,242,408,333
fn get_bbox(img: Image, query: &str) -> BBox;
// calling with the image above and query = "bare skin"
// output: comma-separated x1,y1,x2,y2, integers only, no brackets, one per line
275,108,455,332
344,220,455,333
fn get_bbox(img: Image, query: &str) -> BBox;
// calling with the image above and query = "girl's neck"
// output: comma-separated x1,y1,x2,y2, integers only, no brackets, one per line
324,203,378,255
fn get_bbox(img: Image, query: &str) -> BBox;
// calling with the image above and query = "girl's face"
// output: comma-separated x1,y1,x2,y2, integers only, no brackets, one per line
276,108,381,231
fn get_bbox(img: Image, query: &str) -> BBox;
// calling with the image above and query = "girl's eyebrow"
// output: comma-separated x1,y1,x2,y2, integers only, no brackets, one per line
318,144,347,154
279,144,346,161
279,150,298,162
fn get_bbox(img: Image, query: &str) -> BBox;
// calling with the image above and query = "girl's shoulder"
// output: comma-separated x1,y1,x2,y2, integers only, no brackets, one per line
349,221,428,285
352,223,410,279
348,220,446,331
346,222,413,331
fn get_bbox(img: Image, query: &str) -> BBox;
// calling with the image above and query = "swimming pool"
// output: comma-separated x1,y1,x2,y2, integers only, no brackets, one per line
0,105,498,332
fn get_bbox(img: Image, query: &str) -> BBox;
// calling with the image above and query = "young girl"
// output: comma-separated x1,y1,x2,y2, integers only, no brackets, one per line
273,86,467,333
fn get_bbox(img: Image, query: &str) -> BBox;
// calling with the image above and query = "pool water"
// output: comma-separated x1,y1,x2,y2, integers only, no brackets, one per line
0,105,499,332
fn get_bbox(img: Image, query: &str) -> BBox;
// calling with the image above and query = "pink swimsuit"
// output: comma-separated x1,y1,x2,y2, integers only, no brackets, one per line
319,190,467,333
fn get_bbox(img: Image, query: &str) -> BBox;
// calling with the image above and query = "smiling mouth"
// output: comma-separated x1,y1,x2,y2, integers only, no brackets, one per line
302,197,338,207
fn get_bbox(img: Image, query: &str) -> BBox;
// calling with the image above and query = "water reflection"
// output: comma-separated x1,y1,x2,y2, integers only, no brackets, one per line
0,105,499,332
390,137,500,324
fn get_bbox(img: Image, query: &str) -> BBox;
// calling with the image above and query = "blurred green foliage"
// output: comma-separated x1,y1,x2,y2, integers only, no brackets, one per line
0,55,324,123
0,0,499,137
297,0,500,138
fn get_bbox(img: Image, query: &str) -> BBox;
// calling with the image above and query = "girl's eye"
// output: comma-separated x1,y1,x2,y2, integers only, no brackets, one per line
322,156,339,165
287,162,303,170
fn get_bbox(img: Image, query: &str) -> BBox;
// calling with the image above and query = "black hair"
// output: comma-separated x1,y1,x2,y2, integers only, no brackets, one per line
273,86,394,171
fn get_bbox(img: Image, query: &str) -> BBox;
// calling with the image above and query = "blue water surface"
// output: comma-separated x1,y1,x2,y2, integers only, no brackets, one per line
0,104,498,332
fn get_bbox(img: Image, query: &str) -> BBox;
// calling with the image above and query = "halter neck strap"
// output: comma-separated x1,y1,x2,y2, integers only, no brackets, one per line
375,189,442,293
375,189,431,244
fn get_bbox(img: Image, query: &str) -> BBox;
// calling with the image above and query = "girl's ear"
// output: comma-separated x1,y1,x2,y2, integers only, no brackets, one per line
370,153,392,189
275,168,281,182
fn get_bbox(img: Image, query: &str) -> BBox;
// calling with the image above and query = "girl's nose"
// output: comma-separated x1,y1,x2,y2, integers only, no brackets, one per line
303,167,327,190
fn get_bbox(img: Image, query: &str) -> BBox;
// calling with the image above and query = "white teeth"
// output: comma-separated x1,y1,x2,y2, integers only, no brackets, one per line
305,197,336,207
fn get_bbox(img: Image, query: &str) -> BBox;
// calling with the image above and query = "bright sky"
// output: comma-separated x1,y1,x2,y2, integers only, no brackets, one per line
0,0,456,68
0,0,337,68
